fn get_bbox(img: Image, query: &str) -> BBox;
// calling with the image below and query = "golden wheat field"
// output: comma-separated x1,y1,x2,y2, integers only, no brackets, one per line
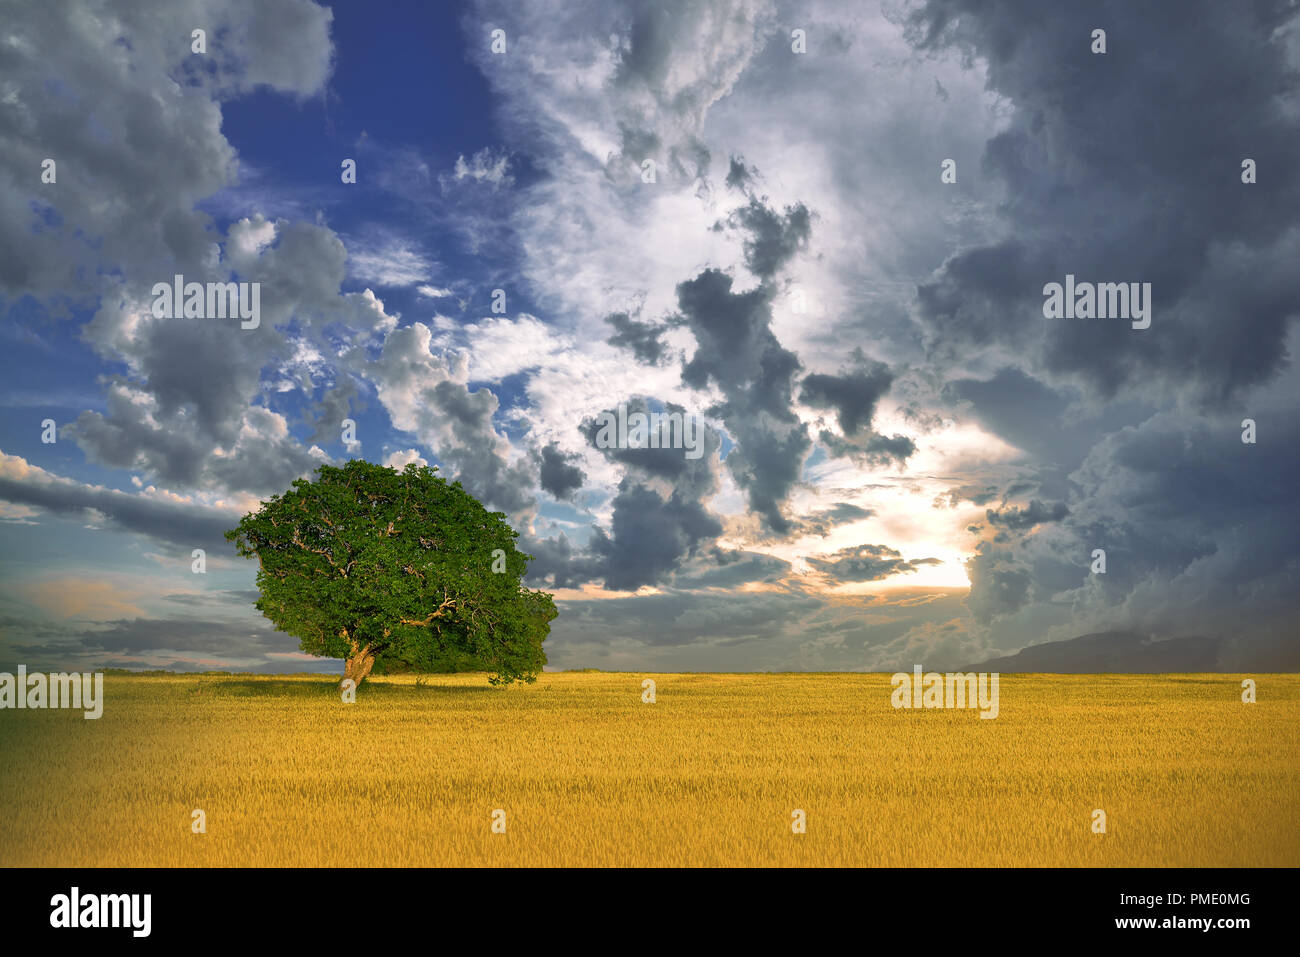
0,671,1296,867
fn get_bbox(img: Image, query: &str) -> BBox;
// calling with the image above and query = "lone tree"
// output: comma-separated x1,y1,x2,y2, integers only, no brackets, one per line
225,460,556,688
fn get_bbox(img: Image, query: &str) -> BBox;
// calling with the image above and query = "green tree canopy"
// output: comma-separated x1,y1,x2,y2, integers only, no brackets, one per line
225,460,556,687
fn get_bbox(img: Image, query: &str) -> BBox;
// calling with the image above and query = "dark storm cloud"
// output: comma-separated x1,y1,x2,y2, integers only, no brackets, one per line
667,183,819,533
676,273,786,400
864,432,917,462
520,531,596,590
675,268,809,533
944,367,1068,455
554,587,823,648
724,155,753,191
815,502,873,523
0,2,328,301
908,0,1300,406
524,520,786,597
523,398,730,592
68,332,317,496
959,384,1300,669
818,429,918,469
963,544,1033,624
999,480,1038,502
366,323,539,521
718,198,811,279
944,367,1157,477
964,631,1232,673
67,220,387,499
798,350,917,468
605,311,669,365
579,397,714,481
0,468,236,551
796,502,874,537
933,484,1000,508
800,357,895,436
5,0,1295,676
985,499,1069,530
535,442,586,501
0,2,341,503
672,548,791,588
807,544,942,583
575,398,726,590
0,0,389,508
1070,407,1300,623
587,481,724,591
0,609,299,671
79,617,289,656
540,584,988,672
892,0,1300,668
426,379,535,515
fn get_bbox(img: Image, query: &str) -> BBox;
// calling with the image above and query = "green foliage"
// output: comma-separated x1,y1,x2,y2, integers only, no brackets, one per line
225,460,556,684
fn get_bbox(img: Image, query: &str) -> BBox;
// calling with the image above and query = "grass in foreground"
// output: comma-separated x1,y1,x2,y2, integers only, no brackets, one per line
1,672,1296,866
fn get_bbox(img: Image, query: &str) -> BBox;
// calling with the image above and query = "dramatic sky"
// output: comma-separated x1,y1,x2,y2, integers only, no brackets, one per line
2,0,1298,674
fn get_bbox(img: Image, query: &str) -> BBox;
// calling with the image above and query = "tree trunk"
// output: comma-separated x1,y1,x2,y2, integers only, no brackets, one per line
342,641,375,689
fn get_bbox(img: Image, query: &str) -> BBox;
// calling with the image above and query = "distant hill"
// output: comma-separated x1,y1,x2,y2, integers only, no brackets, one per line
964,630,1224,672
